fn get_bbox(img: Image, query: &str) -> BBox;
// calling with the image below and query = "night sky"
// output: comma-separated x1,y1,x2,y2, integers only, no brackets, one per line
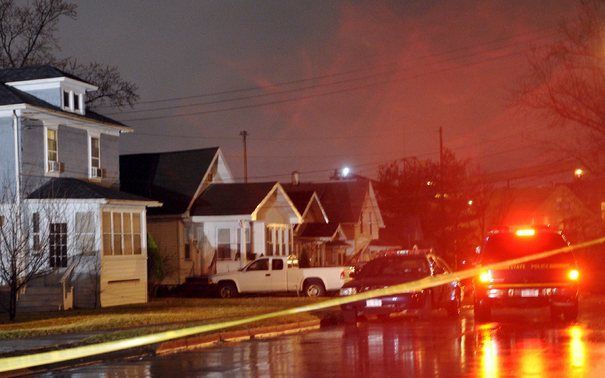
56,0,575,183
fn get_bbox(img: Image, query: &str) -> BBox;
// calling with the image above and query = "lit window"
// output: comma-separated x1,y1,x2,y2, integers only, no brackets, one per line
46,128,59,172
102,211,143,256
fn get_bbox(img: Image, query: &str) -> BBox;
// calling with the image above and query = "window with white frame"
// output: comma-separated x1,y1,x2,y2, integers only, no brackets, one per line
63,90,70,110
75,212,95,255
46,128,58,171
102,211,142,256
73,93,81,111
32,212,41,252
217,229,231,260
89,136,101,178
62,89,84,114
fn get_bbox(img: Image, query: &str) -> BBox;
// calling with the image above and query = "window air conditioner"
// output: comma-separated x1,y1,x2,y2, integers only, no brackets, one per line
91,167,103,178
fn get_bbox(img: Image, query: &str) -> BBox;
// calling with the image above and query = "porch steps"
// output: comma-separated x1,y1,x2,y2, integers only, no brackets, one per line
17,286,63,312
17,273,64,313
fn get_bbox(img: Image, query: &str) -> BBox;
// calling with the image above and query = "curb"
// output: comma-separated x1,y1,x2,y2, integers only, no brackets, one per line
155,319,322,355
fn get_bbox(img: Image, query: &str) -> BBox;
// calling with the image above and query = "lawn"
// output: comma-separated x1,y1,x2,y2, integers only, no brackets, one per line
0,297,333,341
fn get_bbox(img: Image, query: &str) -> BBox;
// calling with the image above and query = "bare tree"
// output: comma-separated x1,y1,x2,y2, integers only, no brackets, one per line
516,0,605,172
0,0,138,109
0,179,97,320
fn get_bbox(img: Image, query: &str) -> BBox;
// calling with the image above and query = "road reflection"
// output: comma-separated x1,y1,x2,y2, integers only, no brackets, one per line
46,312,601,377
475,316,588,378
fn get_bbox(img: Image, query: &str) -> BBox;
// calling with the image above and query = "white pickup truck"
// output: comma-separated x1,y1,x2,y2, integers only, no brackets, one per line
208,256,350,298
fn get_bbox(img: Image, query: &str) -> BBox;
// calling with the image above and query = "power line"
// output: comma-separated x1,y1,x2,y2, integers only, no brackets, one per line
107,28,558,117
118,48,536,123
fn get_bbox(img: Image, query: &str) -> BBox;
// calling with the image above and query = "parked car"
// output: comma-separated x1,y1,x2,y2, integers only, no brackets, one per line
339,251,462,324
208,255,350,298
474,226,579,321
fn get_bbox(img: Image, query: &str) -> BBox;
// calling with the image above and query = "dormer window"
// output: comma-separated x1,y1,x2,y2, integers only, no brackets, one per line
63,90,70,109
62,89,84,114
73,93,80,111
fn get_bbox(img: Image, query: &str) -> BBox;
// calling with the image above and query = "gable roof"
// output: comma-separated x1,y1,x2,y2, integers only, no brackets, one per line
191,182,279,216
120,148,221,215
27,177,159,204
0,65,90,85
283,180,371,224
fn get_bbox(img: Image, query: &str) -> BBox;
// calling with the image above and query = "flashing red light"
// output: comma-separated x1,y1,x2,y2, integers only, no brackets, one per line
515,228,536,237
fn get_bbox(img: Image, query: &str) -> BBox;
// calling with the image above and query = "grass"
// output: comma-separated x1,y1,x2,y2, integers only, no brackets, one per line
0,297,332,341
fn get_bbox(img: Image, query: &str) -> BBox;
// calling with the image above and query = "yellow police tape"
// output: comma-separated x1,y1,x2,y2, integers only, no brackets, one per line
1,236,605,373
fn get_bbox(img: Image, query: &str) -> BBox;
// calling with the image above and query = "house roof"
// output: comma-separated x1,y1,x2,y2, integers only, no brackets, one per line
298,222,341,238
286,190,315,215
0,66,125,128
190,182,279,216
0,65,91,84
120,148,220,215
283,180,369,223
27,178,157,203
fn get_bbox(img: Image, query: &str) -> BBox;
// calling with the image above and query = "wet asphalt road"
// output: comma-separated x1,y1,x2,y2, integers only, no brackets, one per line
40,298,605,377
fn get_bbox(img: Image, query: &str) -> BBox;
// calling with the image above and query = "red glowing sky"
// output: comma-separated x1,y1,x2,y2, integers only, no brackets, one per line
57,0,578,183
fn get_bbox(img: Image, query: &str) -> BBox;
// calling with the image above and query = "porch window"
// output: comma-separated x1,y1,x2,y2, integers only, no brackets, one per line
75,212,95,255
102,211,143,256
217,229,231,260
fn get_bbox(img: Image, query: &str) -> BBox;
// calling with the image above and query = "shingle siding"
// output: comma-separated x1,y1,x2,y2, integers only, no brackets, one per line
20,118,46,193
0,116,16,196
101,134,119,187
58,125,88,178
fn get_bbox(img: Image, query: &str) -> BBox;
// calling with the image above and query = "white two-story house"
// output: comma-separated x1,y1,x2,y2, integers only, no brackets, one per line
0,65,160,311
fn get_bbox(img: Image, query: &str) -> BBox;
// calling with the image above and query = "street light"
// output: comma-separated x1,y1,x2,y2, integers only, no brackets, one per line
341,166,351,178
574,168,585,179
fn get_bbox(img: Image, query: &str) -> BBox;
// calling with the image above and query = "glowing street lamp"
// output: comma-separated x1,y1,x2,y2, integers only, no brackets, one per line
341,166,351,178
574,168,585,179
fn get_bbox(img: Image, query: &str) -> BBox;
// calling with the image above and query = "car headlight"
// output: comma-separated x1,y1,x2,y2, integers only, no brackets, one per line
340,287,357,296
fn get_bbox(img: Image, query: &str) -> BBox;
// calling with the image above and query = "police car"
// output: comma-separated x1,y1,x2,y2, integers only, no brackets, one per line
474,226,579,321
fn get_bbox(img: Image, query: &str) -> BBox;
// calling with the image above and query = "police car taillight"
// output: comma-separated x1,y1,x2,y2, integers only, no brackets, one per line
567,269,580,281
479,270,493,283
515,228,536,237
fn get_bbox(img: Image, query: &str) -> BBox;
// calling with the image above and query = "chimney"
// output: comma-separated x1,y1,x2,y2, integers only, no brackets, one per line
291,171,300,185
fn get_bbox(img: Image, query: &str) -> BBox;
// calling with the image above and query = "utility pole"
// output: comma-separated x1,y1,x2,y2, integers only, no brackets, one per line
240,130,248,183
